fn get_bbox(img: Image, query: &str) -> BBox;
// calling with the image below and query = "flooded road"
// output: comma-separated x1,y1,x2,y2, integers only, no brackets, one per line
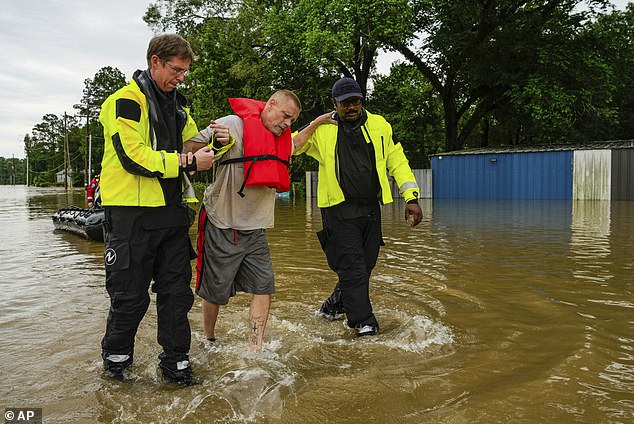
0,186,632,423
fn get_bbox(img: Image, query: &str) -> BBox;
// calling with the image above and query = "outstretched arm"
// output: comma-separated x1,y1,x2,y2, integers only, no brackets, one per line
292,111,336,152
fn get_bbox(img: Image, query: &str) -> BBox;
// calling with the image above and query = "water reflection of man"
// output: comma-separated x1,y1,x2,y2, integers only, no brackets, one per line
292,77,423,337
98,34,215,385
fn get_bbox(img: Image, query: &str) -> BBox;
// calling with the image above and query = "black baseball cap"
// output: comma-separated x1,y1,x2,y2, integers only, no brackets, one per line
332,77,364,101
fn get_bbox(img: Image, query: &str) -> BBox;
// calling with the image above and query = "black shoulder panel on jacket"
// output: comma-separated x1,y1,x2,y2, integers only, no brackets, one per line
116,98,141,122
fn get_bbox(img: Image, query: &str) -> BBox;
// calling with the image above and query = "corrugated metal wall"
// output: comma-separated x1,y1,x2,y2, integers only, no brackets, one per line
387,169,432,199
432,151,573,199
573,150,611,200
611,149,634,200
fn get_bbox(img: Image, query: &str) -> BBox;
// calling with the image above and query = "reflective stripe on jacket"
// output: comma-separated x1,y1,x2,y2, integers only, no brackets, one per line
294,111,419,208
99,78,198,206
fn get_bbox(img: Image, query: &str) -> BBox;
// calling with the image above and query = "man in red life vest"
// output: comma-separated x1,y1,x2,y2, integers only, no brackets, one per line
185,89,301,352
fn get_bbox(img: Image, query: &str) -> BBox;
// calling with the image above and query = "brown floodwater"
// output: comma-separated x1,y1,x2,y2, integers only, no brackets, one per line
0,186,632,423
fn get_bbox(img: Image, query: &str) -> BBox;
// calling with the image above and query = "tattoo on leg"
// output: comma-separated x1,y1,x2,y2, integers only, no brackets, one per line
249,315,265,346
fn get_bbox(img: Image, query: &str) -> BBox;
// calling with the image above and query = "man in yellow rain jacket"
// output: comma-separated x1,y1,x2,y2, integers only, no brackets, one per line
98,34,218,385
293,77,423,337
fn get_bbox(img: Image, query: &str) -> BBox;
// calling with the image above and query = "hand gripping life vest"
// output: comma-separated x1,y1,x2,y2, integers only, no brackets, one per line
221,98,292,197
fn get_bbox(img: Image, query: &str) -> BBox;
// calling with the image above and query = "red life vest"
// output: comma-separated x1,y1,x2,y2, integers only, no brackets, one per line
225,98,291,196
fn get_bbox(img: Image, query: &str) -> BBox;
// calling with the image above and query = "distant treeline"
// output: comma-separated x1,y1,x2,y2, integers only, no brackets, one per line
19,1,634,187
0,157,26,185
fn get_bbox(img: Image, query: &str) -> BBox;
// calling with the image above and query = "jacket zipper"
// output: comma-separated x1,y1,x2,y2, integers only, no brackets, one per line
362,124,385,203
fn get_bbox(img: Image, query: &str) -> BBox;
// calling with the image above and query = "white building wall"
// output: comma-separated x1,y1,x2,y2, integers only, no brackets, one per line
573,150,611,200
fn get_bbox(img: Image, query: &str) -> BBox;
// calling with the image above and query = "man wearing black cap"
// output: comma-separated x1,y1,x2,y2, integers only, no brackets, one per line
293,77,423,337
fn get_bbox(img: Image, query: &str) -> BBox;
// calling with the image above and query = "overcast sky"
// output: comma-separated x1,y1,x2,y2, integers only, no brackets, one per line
0,1,629,159
0,0,153,159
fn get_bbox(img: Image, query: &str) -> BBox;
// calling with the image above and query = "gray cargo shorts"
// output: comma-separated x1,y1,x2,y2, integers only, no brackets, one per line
196,221,274,305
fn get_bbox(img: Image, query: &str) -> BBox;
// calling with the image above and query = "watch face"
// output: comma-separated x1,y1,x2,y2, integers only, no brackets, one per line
413,191,419,198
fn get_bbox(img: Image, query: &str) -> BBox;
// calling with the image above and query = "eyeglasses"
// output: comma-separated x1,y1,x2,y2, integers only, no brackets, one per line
339,97,362,107
164,61,190,77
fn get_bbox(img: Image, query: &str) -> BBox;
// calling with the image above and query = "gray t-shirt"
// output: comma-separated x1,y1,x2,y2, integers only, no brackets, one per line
191,115,276,230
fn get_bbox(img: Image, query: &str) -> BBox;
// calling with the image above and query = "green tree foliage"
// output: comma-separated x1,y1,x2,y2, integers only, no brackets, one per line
27,113,66,185
369,64,444,167
588,3,634,140
375,0,617,151
261,0,387,106
496,2,618,145
0,156,26,185
80,66,126,109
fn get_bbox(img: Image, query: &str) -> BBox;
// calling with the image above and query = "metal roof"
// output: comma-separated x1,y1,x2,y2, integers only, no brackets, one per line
430,139,634,156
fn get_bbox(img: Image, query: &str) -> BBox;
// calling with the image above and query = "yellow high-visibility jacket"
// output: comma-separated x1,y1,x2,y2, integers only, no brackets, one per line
99,78,198,207
294,111,419,208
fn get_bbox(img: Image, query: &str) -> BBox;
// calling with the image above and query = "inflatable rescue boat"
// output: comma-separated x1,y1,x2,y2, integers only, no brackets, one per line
52,206,105,242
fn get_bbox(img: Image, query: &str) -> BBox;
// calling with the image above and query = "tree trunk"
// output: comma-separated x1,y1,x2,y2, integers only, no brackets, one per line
480,117,489,147
443,95,459,152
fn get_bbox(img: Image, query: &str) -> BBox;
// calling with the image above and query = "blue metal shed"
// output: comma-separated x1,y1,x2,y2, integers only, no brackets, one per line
431,141,634,200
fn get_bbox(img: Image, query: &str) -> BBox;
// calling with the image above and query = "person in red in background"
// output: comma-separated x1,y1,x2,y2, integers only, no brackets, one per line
87,174,100,208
